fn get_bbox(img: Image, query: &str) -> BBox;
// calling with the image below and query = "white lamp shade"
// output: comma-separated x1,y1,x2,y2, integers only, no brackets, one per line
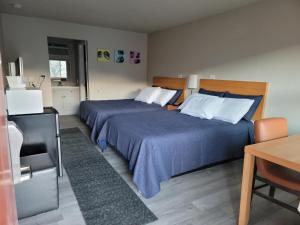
187,74,198,89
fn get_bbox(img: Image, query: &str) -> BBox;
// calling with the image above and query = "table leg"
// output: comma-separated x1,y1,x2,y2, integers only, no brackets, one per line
238,151,255,225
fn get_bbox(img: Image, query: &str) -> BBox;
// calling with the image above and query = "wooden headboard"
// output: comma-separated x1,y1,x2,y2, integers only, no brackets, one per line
200,79,269,121
153,76,187,104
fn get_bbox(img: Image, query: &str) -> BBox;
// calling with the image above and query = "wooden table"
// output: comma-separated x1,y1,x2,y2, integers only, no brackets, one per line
238,135,300,225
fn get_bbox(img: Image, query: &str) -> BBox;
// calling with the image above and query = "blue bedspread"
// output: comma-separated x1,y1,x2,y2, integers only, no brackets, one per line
80,99,163,142
98,110,254,198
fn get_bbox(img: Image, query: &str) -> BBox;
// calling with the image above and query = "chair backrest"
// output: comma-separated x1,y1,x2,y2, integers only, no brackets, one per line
254,118,288,177
254,118,288,143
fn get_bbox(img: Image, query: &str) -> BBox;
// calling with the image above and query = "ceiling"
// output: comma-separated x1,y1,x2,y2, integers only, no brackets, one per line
0,0,261,33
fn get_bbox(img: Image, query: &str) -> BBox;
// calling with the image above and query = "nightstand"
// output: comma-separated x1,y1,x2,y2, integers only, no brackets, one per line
166,105,178,111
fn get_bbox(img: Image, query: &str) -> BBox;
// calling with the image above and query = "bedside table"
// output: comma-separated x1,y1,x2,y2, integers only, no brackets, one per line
166,105,178,111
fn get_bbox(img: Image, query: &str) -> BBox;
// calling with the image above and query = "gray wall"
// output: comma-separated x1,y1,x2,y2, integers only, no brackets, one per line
1,14,148,106
0,15,3,55
0,15,6,76
148,0,300,134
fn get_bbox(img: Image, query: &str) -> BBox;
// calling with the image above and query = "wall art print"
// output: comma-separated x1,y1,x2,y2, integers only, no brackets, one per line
129,51,141,64
114,50,125,63
97,49,111,62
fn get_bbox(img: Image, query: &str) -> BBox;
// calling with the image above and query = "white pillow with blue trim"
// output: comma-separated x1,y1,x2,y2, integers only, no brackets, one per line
214,98,254,124
153,88,177,107
180,94,224,119
134,87,161,104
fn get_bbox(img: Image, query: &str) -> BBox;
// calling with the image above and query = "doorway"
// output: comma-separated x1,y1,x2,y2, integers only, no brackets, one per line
47,37,88,115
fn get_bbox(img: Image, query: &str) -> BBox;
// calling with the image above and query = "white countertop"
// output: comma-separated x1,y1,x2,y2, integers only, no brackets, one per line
51,86,79,89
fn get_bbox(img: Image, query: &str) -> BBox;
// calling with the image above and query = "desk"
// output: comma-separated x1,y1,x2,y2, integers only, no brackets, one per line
238,135,300,225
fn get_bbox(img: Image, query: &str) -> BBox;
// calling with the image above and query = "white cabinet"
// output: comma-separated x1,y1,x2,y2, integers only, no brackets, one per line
52,87,80,115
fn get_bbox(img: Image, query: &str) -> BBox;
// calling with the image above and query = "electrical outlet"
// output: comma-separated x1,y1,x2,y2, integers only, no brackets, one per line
209,75,216,79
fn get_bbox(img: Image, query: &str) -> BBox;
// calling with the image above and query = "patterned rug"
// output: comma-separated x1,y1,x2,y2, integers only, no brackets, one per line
61,128,157,225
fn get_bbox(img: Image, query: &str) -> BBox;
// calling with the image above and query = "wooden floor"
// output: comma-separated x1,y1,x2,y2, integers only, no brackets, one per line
19,116,300,225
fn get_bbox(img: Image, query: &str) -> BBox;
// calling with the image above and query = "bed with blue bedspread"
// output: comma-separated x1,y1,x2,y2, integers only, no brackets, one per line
97,110,254,198
80,99,164,142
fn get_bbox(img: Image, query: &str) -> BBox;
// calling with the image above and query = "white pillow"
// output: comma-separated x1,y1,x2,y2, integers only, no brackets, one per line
214,98,255,124
153,88,177,107
180,94,224,119
178,93,200,110
134,87,161,104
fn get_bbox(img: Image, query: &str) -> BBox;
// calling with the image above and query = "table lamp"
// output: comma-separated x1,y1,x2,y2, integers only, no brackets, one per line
187,74,198,95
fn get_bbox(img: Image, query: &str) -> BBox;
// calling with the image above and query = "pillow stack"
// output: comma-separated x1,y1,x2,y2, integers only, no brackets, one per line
224,92,263,121
134,87,178,107
179,94,224,119
153,88,177,106
134,87,161,104
135,86,263,124
179,93,260,124
213,98,254,124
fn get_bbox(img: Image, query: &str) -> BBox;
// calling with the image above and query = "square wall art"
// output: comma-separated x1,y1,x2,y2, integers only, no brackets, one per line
129,51,141,64
114,50,125,63
97,49,111,62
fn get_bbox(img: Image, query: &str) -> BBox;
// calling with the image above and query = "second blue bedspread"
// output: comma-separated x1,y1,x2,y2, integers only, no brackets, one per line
98,110,254,198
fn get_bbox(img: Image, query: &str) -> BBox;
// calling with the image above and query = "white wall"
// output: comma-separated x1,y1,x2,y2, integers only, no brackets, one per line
148,0,300,134
1,14,148,106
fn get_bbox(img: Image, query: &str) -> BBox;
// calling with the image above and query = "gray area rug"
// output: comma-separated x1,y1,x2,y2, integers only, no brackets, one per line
61,128,157,225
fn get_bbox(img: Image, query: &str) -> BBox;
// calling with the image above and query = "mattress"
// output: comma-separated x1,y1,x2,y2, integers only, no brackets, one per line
98,110,254,198
79,99,163,142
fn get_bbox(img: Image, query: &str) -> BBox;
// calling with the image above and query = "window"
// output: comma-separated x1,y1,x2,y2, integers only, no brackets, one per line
49,60,67,78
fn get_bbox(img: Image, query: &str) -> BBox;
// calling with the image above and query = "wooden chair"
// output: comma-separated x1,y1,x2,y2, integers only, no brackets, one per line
252,118,300,213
